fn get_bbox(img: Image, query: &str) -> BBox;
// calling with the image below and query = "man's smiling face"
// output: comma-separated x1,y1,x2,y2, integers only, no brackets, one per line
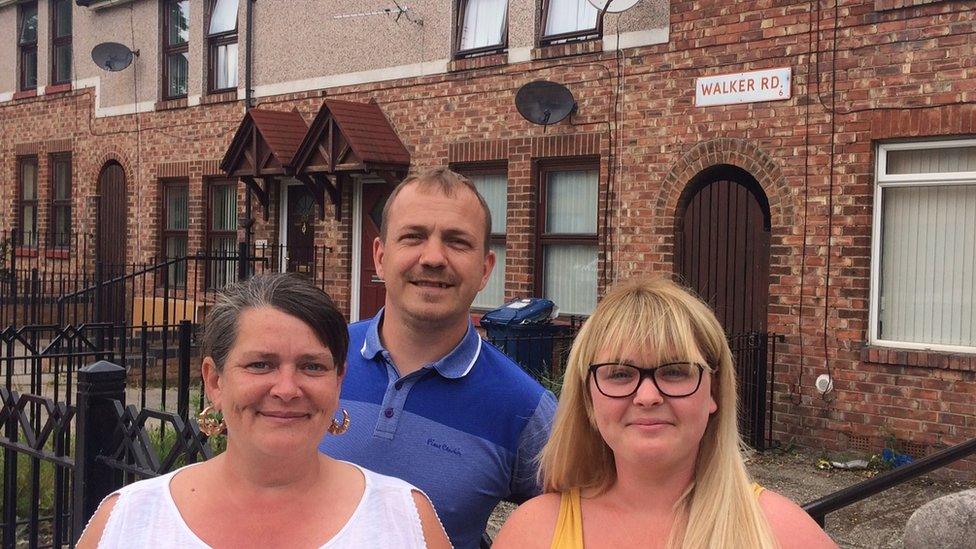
374,182,495,330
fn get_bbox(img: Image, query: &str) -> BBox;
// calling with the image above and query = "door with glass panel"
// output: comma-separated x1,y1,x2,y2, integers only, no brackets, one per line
286,185,316,275
536,163,599,316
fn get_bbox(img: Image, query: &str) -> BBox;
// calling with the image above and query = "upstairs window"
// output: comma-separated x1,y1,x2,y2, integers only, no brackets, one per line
50,153,72,248
541,0,601,45
456,0,508,57
207,0,239,93
871,140,976,353
51,0,72,85
19,1,38,91
162,0,189,99
18,156,39,248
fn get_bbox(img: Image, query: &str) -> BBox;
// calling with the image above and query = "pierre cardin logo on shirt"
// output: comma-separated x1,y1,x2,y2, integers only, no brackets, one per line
426,438,462,456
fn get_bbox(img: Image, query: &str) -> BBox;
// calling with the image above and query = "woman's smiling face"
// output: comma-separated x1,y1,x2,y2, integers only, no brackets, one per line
588,344,717,469
203,306,342,457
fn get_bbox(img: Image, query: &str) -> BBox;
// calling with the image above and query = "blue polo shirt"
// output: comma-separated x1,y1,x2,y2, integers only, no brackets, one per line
318,311,557,549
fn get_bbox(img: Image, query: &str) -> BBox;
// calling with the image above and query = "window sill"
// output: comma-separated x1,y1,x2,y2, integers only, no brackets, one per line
13,89,37,101
155,97,188,111
861,345,975,372
15,247,39,258
44,83,72,95
45,249,70,259
532,39,603,61
449,52,508,72
201,89,239,105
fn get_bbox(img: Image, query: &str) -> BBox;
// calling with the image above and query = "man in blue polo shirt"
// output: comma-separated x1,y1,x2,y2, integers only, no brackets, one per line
319,168,556,548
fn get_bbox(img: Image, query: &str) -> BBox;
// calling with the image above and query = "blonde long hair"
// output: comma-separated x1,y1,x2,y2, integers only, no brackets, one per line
538,276,777,549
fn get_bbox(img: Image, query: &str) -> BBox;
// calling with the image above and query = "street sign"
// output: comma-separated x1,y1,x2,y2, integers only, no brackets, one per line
695,67,792,107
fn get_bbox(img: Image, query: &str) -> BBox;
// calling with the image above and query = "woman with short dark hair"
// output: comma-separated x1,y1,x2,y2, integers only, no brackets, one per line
78,273,450,548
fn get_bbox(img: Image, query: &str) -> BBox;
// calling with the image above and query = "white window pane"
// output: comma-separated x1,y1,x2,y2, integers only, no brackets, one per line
887,146,976,175
544,244,597,315
544,0,598,36
546,169,597,234
168,1,190,45
22,162,37,199
470,173,507,233
209,0,239,34
167,52,189,97
473,242,506,309
216,43,238,89
459,0,507,51
879,184,976,347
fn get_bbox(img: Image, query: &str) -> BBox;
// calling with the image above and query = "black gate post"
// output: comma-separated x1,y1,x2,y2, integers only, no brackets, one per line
177,320,192,421
238,241,250,282
72,360,125,541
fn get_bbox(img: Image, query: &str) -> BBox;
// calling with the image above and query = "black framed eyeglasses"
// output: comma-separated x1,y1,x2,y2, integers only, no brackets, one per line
588,362,706,398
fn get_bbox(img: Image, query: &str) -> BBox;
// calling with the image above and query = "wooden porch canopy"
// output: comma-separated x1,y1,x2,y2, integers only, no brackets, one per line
290,99,411,220
220,100,410,222
219,108,308,218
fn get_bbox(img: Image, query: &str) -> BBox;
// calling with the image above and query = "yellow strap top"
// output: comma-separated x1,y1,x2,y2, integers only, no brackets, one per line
549,484,766,549
550,488,584,549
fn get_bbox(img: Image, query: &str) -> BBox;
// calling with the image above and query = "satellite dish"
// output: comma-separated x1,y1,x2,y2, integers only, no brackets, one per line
587,0,641,13
91,42,139,72
515,81,577,127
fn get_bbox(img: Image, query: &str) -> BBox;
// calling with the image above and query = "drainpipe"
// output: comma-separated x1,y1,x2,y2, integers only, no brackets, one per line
243,0,255,245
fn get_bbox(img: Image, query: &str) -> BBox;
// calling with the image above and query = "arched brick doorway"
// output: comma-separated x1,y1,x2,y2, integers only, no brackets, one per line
675,164,771,335
96,161,127,323
676,165,773,449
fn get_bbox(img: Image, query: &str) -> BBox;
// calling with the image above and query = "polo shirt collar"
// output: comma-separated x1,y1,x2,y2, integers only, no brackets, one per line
360,309,483,379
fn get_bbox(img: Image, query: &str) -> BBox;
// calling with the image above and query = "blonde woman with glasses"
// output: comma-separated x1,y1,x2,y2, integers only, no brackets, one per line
494,277,834,549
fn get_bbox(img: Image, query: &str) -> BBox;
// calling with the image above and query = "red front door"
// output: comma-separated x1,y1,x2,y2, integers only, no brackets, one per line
359,184,391,320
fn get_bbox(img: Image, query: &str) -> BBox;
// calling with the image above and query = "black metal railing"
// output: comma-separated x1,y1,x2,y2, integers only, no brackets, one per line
803,437,976,527
0,231,334,332
729,332,781,451
2,349,215,547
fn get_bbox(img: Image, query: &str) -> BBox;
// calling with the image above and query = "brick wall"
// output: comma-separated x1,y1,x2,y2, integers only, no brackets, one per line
2,0,974,473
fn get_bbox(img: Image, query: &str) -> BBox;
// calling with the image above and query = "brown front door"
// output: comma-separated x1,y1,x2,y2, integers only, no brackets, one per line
286,184,316,275
359,184,391,320
96,162,127,324
676,168,770,335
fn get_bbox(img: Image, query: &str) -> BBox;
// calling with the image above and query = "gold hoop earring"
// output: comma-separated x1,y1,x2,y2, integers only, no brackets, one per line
197,405,226,437
328,409,350,435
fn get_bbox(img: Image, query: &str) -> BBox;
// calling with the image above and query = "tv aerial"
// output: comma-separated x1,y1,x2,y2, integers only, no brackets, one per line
333,1,423,27
515,81,577,130
587,0,641,12
91,42,139,72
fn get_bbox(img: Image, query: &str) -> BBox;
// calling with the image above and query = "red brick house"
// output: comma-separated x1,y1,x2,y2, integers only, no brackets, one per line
1,0,973,473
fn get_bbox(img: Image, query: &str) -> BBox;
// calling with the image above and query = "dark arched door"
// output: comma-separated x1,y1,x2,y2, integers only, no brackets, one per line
96,162,127,323
676,166,770,335
676,166,772,449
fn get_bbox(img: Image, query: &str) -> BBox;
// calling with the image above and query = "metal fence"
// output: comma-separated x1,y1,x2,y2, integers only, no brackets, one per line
0,321,210,548
0,230,333,331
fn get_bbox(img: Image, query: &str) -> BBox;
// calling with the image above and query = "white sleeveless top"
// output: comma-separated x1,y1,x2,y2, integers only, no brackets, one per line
93,462,433,548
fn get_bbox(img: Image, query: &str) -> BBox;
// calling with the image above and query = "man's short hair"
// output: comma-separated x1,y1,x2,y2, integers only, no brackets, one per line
379,168,493,254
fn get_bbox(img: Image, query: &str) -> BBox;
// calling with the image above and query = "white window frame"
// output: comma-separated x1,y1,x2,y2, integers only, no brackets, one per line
869,138,976,354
